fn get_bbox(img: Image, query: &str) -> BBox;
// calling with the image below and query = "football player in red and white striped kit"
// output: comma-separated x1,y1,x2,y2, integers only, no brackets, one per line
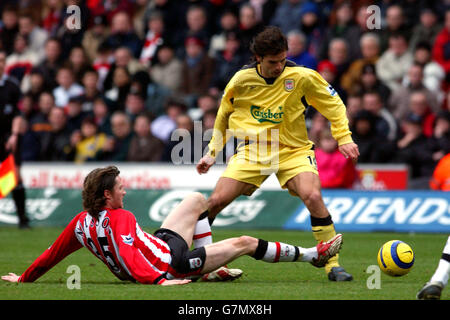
2,166,343,286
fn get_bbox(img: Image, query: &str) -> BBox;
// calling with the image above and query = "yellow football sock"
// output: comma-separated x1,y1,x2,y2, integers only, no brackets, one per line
312,221,340,274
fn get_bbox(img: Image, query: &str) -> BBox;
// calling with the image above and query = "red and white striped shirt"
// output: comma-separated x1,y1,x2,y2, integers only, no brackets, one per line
19,209,176,285
139,31,163,66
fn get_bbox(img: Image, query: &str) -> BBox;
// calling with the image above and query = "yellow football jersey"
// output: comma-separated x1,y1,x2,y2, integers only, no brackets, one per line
207,60,353,158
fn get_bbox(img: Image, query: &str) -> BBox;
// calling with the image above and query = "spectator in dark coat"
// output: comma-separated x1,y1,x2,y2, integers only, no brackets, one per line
162,113,197,164
29,91,54,135
173,4,211,59
36,37,63,90
393,113,436,186
210,31,248,93
92,97,111,135
127,112,164,162
98,111,133,161
238,4,264,52
38,106,74,161
318,1,361,62
102,12,142,58
0,6,20,55
354,63,391,105
20,119,40,161
180,36,215,104
66,96,89,133
362,91,399,142
270,0,303,35
351,110,395,163
429,110,450,163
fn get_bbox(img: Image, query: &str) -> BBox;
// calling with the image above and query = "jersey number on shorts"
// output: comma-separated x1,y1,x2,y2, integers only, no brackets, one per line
307,155,317,169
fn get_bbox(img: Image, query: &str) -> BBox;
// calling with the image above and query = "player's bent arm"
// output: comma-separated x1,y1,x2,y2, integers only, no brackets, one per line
17,215,83,282
336,134,353,146
303,69,353,143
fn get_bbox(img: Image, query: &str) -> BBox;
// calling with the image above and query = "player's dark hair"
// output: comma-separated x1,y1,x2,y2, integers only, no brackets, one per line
82,166,120,219
249,26,288,58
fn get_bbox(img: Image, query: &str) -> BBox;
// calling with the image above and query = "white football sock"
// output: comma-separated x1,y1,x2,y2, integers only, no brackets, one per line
193,217,212,248
430,236,450,287
255,240,317,262
299,247,319,262
261,242,299,262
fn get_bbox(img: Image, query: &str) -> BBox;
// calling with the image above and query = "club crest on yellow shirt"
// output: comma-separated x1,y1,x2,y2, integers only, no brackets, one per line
284,79,294,91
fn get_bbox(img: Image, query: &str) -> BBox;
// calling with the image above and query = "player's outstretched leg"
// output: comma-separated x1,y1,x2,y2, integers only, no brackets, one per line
252,233,342,265
200,234,343,278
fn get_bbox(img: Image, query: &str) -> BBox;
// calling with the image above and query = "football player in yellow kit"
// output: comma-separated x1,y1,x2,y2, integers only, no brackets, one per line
196,26,359,281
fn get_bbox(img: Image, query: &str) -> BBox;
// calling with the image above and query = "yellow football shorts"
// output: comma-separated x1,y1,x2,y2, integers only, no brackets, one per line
222,141,318,195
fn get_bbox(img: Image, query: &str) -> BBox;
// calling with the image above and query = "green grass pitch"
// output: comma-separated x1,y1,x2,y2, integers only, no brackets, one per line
0,227,448,300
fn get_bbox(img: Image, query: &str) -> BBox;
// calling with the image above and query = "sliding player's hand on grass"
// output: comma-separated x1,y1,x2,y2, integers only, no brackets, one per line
1,273,19,283
160,279,191,286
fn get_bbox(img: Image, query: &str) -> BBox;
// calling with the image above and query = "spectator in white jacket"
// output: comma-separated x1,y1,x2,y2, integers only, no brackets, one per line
18,14,48,63
150,45,183,93
407,42,445,102
52,66,85,107
376,33,413,92
389,63,441,120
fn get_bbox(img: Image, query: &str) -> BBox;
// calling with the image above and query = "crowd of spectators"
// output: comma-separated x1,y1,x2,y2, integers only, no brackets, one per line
0,0,449,189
